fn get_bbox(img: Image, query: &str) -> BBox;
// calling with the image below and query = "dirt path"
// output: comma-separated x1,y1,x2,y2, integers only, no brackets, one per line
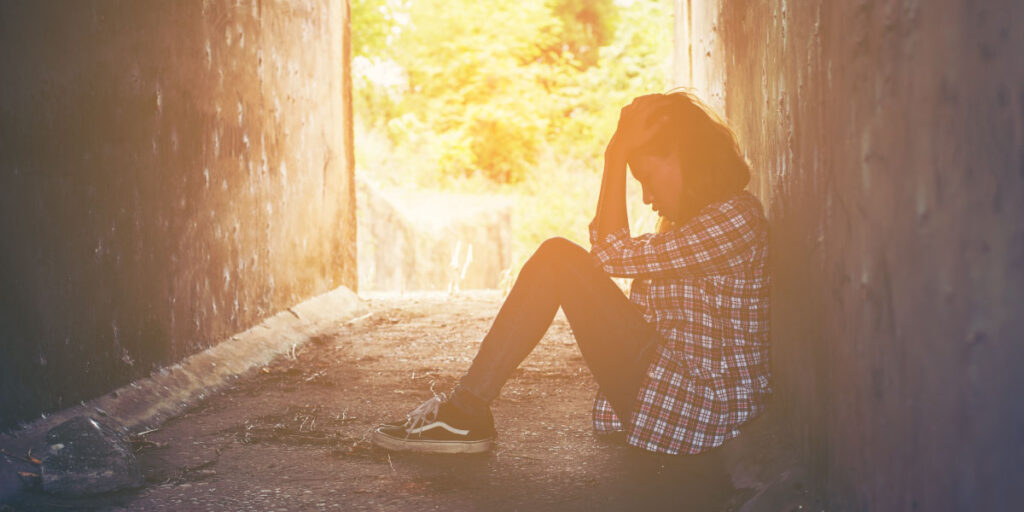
6,291,744,511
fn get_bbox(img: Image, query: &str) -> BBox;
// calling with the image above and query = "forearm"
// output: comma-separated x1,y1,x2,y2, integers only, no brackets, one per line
593,148,629,240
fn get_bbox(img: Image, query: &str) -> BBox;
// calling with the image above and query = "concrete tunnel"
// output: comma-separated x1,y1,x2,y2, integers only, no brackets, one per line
1,0,1022,509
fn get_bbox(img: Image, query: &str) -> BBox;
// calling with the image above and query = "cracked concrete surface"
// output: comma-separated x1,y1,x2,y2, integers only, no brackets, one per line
3,292,779,511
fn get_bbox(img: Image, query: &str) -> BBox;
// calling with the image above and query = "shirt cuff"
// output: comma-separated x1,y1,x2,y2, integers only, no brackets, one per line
589,226,630,268
589,223,628,247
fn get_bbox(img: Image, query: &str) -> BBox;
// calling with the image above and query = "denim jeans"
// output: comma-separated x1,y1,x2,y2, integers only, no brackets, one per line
451,237,661,424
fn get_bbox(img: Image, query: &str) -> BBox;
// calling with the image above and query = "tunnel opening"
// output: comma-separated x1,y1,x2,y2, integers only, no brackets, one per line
350,0,676,294
1,1,1020,508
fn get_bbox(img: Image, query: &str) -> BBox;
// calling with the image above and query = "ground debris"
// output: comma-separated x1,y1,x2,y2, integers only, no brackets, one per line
129,435,168,454
329,438,387,462
302,370,331,385
2,292,749,510
231,404,353,446
145,450,222,486
256,366,304,381
17,471,41,491
1,448,42,467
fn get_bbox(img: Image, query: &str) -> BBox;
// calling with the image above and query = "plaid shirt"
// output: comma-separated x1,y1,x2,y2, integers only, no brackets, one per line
588,191,771,454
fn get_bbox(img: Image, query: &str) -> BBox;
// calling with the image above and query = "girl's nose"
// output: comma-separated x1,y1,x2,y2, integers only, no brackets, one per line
642,188,653,205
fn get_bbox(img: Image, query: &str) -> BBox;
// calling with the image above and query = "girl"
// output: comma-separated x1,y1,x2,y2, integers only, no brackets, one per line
372,91,771,455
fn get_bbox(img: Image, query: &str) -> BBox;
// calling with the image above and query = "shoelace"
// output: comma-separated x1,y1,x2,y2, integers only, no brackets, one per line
403,392,448,431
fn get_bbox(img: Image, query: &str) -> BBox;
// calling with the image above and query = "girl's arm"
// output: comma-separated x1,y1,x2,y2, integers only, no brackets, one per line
590,193,766,279
592,144,629,241
592,95,666,241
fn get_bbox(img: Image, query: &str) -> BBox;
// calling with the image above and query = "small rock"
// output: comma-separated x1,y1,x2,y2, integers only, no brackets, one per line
40,416,144,495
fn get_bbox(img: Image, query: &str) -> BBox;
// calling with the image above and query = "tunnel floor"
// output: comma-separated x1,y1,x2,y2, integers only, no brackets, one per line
6,292,752,511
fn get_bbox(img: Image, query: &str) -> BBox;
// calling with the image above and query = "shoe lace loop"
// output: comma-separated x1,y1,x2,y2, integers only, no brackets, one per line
404,392,447,431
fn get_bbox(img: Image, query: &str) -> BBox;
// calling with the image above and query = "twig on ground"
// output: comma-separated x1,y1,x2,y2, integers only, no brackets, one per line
303,370,327,383
344,312,374,325
130,437,168,453
338,409,357,424
135,426,161,436
0,449,40,466
505,453,544,461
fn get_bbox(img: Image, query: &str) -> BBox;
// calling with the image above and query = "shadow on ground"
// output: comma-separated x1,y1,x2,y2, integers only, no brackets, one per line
3,292,761,511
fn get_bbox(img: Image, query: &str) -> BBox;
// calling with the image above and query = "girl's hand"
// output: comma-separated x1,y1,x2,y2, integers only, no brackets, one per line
605,94,671,159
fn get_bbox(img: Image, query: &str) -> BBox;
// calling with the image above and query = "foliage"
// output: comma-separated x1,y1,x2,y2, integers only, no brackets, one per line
545,0,619,68
350,0,393,58
352,0,672,267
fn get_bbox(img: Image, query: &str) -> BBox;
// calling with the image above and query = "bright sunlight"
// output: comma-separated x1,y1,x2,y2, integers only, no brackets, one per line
352,0,673,290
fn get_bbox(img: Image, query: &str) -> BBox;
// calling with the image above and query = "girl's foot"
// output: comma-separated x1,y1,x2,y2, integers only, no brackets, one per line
372,393,496,454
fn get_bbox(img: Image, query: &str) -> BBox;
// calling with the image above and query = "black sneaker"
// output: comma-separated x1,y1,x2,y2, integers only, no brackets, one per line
372,393,496,454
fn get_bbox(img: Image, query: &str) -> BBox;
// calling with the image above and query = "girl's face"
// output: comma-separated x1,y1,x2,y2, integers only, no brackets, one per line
629,152,686,224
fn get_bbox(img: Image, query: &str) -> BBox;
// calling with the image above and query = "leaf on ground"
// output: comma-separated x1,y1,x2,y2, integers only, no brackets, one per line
1,449,40,466
16,471,41,491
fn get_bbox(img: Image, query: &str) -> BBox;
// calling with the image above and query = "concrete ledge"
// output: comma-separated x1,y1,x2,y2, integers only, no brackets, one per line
0,286,366,498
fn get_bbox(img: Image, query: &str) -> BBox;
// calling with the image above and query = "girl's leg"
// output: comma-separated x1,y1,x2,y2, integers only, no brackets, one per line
452,237,660,423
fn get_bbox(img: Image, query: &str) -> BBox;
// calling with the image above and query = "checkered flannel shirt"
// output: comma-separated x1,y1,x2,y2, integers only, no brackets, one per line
588,191,771,454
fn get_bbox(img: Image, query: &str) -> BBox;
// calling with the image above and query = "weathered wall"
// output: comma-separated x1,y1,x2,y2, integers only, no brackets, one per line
357,178,512,292
0,1,355,431
677,0,1024,509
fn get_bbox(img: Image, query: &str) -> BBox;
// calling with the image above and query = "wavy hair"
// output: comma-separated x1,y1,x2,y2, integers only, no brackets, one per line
629,89,751,232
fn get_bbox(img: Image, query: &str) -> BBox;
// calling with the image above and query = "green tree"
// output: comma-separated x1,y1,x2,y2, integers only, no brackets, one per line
382,0,574,183
545,0,619,69
350,0,394,58
350,0,672,258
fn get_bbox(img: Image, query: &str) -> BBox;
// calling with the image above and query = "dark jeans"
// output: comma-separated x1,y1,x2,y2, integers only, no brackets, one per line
451,237,661,424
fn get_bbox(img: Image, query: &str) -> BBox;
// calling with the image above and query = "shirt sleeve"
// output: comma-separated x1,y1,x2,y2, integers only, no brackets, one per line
588,195,764,279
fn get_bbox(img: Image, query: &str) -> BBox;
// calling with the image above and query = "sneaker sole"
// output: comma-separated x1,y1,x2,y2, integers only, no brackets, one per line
371,427,493,454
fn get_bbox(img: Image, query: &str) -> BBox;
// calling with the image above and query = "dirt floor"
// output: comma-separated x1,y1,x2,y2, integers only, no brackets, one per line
3,291,755,511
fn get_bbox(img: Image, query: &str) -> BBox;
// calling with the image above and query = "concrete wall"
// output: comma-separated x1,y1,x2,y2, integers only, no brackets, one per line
0,1,355,431
676,0,1024,509
357,178,513,292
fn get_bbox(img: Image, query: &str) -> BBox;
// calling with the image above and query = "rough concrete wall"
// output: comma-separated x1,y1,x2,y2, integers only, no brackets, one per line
678,0,1024,509
0,1,355,431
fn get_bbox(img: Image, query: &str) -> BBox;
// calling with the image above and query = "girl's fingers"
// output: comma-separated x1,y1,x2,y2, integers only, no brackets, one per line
612,94,671,151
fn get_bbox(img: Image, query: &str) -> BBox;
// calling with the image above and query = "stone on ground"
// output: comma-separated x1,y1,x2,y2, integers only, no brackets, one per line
40,416,143,495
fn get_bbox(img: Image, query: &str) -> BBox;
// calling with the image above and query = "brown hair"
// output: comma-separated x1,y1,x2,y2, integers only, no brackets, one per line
629,89,750,231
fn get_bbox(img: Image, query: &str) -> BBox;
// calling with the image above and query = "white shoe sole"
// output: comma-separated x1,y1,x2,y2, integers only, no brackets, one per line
371,427,493,454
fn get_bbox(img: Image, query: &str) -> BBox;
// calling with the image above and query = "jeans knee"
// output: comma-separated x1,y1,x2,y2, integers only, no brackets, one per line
533,237,587,265
519,237,591,292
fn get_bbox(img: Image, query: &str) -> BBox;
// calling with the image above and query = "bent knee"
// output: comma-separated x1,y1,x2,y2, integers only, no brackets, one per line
534,237,588,263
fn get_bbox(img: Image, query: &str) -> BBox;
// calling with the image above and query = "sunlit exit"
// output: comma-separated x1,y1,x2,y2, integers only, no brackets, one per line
1,0,1018,509
351,0,673,292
